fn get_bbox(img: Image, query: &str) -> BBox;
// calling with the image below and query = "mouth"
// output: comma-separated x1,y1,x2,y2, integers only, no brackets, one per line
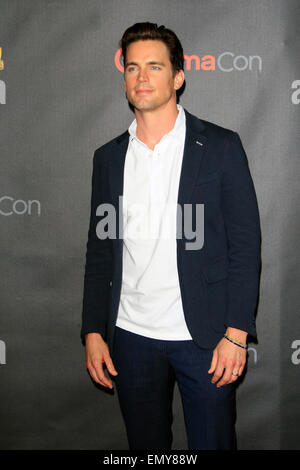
135,89,153,94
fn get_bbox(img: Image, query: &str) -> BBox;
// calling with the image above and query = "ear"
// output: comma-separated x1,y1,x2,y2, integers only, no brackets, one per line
174,70,185,90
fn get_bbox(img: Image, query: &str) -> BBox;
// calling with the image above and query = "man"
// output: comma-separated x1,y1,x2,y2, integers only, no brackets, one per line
81,22,261,450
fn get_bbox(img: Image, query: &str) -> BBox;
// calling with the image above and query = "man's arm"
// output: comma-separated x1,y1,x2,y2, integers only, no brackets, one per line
209,131,261,387
81,150,117,388
221,131,261,335
81,150,113,340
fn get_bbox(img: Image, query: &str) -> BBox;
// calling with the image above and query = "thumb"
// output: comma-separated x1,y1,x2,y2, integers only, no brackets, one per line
104,354,118,375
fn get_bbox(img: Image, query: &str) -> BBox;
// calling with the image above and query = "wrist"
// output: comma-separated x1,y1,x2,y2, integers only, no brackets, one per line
85,332,103,341
225,327,248,344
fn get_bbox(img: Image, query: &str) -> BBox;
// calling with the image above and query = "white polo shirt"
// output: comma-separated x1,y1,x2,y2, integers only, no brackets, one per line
116,104,192,340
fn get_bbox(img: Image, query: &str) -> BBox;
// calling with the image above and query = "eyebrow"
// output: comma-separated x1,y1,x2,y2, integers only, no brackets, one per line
125,61,166,68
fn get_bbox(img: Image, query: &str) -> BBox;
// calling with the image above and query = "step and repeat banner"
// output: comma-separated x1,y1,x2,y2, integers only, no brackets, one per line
0,0,299,450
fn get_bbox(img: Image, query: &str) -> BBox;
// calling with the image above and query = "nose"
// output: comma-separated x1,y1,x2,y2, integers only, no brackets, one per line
137,67,149,82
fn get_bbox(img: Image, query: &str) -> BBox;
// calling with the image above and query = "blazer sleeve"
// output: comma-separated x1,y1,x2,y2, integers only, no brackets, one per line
80,150,113,343
221,131,261,338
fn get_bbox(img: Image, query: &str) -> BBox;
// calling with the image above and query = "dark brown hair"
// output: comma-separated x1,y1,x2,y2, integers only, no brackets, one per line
119,22,185,77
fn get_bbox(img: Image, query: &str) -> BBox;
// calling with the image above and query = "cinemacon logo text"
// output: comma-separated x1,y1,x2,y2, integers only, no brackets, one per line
0,196,41,215
114,49,262,73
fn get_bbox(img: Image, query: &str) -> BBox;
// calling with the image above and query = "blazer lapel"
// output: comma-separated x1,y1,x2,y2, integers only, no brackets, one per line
177,108,207,207
108,130,129,208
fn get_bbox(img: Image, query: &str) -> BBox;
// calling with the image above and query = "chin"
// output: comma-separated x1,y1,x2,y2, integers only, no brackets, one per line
130,100,157,111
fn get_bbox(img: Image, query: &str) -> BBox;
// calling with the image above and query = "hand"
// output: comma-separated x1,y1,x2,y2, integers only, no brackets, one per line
85,333,118,389
208,328,247,387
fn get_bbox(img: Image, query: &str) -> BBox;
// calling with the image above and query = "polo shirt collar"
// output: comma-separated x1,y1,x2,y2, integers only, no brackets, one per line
128,104,185,144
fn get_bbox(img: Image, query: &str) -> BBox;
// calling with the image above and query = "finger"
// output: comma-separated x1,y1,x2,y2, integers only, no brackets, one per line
103,352,118,376
87,364,107,387
216,366,234,387
230,360,241,380
96,363,114,388
238,362,246,376
218,359,242,387
211,360,225,384
220,370,240,387
231,370,240,380
208,350,218,374
89,361,113,389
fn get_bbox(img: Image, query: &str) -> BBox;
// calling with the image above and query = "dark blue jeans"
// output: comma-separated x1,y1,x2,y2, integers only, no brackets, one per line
112,326,237,450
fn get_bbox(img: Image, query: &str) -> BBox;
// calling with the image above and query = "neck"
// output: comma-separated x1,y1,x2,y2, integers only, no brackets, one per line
134,101,179,151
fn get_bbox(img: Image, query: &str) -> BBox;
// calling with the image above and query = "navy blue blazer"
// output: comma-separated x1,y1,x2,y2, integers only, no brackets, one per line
81,108,261,355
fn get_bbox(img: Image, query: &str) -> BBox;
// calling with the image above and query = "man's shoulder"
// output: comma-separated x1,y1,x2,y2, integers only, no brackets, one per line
93,130,129,160
184,108,237,140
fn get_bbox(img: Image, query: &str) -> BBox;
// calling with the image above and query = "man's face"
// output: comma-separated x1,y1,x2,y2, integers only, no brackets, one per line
124,40,184,112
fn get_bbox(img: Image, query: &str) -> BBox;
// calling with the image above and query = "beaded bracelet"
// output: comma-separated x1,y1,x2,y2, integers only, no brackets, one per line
225,334,247,347
224,334,247,349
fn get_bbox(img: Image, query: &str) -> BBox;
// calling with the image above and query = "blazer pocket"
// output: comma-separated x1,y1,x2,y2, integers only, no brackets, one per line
201,259,229,283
